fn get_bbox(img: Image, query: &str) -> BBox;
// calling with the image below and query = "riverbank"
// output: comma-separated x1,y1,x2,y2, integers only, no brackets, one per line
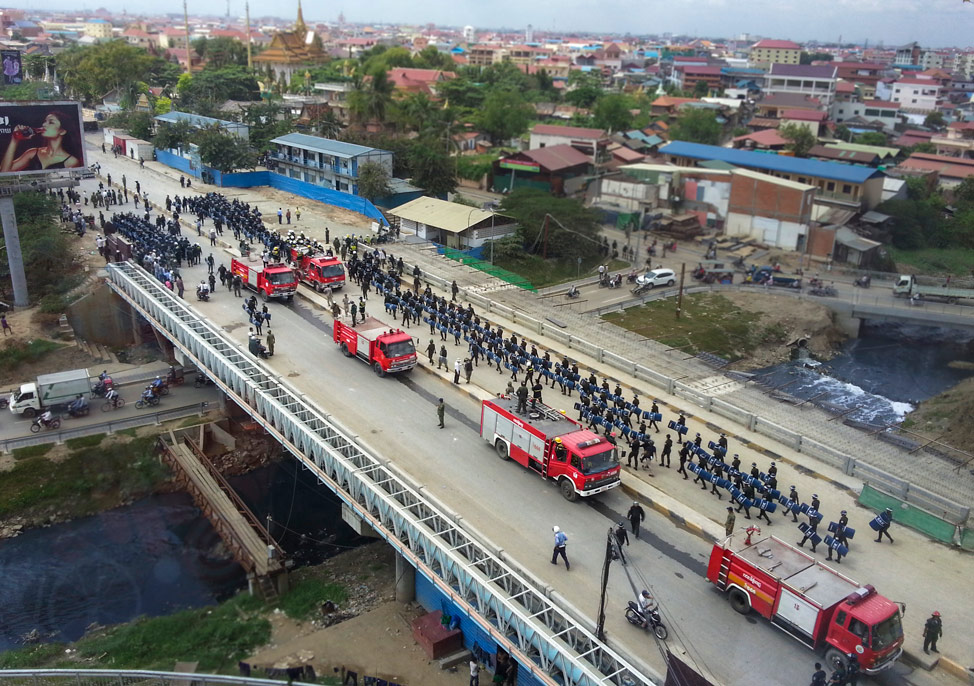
899,374,974,458
0,542,454,686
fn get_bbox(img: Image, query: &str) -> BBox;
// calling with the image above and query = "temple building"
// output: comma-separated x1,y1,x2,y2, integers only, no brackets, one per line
253,1,327,86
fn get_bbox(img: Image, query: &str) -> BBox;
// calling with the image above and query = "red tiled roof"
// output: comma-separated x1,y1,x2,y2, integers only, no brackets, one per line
895,78,939,86
752,39,801,50
531,124,606,139
651,96,699,108
893,130,933,147
520,144,591,171
898,152,974,180
864,100,900,109
949,121,974,131
611,145,646,162
733,128,788,146
835,81,855,93
677,65,722,75
782,109,827,121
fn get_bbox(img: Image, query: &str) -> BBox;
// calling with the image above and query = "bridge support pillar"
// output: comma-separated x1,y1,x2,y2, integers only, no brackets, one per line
395,552,415,603
833,312,862,337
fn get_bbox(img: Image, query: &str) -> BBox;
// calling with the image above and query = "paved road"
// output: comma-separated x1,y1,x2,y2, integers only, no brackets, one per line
80,146,966,686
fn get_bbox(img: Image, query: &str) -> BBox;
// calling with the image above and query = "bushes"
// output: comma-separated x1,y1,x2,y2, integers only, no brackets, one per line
0,339,64,374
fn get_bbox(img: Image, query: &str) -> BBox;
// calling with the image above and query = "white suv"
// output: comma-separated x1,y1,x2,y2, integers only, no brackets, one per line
636,269,676,288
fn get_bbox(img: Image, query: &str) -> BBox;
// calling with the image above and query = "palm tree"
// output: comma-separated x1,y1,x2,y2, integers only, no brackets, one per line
348,69,395,124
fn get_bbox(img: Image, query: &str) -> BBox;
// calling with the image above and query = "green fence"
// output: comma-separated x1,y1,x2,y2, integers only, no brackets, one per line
858,484,961,546
441,248,537,292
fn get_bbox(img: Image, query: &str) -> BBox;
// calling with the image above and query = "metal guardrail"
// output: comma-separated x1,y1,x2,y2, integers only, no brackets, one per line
0,403,212,454
0,670,317,686
105,261,658,686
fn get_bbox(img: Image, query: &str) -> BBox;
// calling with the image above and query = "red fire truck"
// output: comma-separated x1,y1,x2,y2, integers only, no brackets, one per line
480,397,621,501
333,316,417,376
230,259,298,302
706,533,904,674
290,248,346,291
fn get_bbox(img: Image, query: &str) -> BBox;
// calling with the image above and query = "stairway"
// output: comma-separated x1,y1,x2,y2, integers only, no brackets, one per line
257,575,279,602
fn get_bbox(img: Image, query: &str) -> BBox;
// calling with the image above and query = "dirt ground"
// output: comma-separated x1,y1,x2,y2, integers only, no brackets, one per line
247,543,465,686
718,290,845,369
900,373,974,461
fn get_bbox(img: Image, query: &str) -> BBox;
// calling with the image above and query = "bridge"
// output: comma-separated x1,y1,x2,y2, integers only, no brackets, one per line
104,261,656,686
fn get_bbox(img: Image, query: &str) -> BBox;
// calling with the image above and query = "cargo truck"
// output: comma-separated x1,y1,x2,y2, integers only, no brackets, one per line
893,274,974,304
706,532,904,674
480,396,621,501
9,368,93,418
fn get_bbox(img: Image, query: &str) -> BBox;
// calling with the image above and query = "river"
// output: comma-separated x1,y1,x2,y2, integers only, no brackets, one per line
752,322,974,426
0,460,355,652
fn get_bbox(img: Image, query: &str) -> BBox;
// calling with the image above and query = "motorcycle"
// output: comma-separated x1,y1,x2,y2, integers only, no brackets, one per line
92,372,114,397
607,275,622,289
196,286,210,301
854,275,871,288
135,389,161,409
565,287,580,300
67,402,90,418
194,372,215,388
810,286,838,297
30,415,62,433
631,278,653,296
625,601,668,640
166,366,185,386
626,270,640,284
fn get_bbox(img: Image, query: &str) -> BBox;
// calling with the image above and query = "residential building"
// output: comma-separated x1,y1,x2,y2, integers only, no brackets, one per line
253,1,327,86
158,26,191,50
726,168,815,250
386,197,516,249
312,82,354,123
894,42,923,66
779,109,827,136
807,145,880,166
932,121,974,159
269,133,392,194
765,64,838,106
748,39,801,69
831,61,886,98
649,95,700,117
890,77,940,113
122,27,158,49
823,142,899,162
468,44,506,67
385,68,455,95
830,100,901,132
659,140,885,209
529,124,608,163
84,18,113,40
492,144,593,196
893,129,933,148
894,152,974,187
755,93,822,119
671,65,722,93
732,128,789,151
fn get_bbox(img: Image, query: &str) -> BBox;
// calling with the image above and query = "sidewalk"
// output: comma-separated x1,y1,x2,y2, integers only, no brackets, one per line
87,145,974,678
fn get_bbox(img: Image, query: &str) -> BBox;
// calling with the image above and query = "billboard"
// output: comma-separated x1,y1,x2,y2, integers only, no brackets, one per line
1,50,21,85
0,101,86,176
499,158,540,172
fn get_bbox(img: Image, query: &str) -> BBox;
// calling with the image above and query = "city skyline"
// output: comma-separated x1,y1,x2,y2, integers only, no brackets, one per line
5,0,974,48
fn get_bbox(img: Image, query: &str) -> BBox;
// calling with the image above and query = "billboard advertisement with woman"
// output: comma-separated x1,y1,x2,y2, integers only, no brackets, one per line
0,101,86,176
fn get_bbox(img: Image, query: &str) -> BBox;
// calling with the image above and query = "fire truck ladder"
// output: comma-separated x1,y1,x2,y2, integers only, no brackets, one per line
105,262,659,686
715,544,733,591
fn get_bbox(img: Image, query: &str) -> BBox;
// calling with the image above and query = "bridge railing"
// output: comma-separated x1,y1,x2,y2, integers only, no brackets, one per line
105,261,659,686
0,670,316,686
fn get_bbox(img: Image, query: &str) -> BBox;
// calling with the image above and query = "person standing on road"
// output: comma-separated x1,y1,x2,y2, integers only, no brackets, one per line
453,358,461,384
660,434,672,467
810,662,827,686
438,345,448,370
875,508,894,544
551,526,570,570
626,435,640,469
175,276,184,299
468,660,479,686
464,358,473,384
923,611,943,654
516,382,529,414
277,207,283,224
266,329,275,356
627,501,645,538
233,274,242,297
724,507,736,536
436,398,445,428
613,521,629,564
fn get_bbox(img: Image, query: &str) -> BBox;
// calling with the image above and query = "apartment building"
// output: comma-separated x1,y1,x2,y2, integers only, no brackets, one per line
765,64,838,106
269,133,392,194
748,39,801,69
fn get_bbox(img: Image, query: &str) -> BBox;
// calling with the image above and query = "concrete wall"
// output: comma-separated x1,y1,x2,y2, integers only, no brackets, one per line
726,211,806,249
66,284,138,347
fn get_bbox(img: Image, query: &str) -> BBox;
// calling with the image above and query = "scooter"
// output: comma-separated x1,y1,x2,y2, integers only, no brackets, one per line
67,402,90,418
854,276,871,288
194,372,215,388
625,602,668,640
166,366,185,385
626,270,640,284
30,415,62,433
92,371,114,397
196,286,210,301
566,287,580,299
135,388,161,409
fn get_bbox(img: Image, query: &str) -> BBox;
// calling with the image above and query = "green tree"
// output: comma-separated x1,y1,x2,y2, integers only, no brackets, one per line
412,46,456,71
192,36,249,70
592,93,633,133
2,192,72,299
693,80,710,98
348,69,395,123
834,124,853,142
356,161,392,201
177,66,260,112
241,102,293,153
800,52,834,64
361,46,413,75
564,70,603,108
409,138,457,197
478,89,534,143
152,119,193,152
194,125,257,172
668,108,722,145
499,189,602,260
923,111,945,129
854,131,888,146
154,96,173,114
779,122,818,157
105,111,154,141
436,75,485,109
56,41,158,103
396,91,439,133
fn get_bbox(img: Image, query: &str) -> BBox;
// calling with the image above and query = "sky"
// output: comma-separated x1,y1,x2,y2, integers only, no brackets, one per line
13,0,974,48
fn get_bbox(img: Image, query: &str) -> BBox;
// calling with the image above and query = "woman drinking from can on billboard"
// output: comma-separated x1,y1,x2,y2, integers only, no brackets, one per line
1,110,82,172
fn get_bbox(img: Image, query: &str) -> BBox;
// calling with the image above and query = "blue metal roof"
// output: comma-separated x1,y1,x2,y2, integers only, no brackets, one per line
660,141,884,184
155,110,245,130
270,132,387,159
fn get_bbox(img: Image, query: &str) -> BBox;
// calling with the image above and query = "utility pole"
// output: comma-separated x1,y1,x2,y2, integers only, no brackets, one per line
183,0,192,74
245,1,252,70
676,262,685,319
595,527,614,642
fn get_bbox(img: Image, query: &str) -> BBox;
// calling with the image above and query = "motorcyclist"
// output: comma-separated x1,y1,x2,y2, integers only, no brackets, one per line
40,409,54,426
567,284,579,298
150,376,165,393
197,280,210,299
105,387,120,407
638,590,657,629
69,394,89,414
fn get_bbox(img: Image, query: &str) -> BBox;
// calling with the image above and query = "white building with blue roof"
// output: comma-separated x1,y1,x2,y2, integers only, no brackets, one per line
269,133,393,195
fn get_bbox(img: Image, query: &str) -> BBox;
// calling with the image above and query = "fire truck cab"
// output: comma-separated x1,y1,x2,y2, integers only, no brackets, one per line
290,248,346,291
480,396,621,501
707,533,904,674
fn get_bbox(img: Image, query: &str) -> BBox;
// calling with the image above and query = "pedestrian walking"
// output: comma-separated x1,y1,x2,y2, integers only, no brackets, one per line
453,358,462,384
436,398,445,428
464,358,473,383
233,274,242,297
810,662,827,686
627,501,645,538
469,660,480,686
451,280,459,301
253,311,264,335
660,434,672,467
438,345,448,370
923,611,943,654
613,521,629,564
175,276,184,298
426,339,436,364
286,208,291,224
724,507,736,536
1,314,11,335
266,329,275,356
550,525,570,570
874,508,894,543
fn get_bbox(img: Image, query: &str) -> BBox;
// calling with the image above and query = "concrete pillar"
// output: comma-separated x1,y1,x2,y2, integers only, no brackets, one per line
395,552,415,603
130,303,141,343
0,196,29,307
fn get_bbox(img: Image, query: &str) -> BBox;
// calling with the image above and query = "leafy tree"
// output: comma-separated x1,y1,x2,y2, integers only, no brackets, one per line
436,75,485,109
177,66,260,112
356,161,392,201
854,131,888,146
779,122,818,157
412,46,456,71
668,108,722,145
361,46,413,75
152,119,193,152
2,192,72,299
499,189,602,260
194,125,257,172
834,124,853,142
478,89,533,143
0,81,54,101
56,41,158,103
692,80,710,98
409,138,457,197
106,111,154,141
154,96,173,114
592,94,633,133
241,102,293,153
923,111,945,129
192,36,248,70
800,52,834,64
564,70,603,108
396,91,439,133
348,69,395,123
